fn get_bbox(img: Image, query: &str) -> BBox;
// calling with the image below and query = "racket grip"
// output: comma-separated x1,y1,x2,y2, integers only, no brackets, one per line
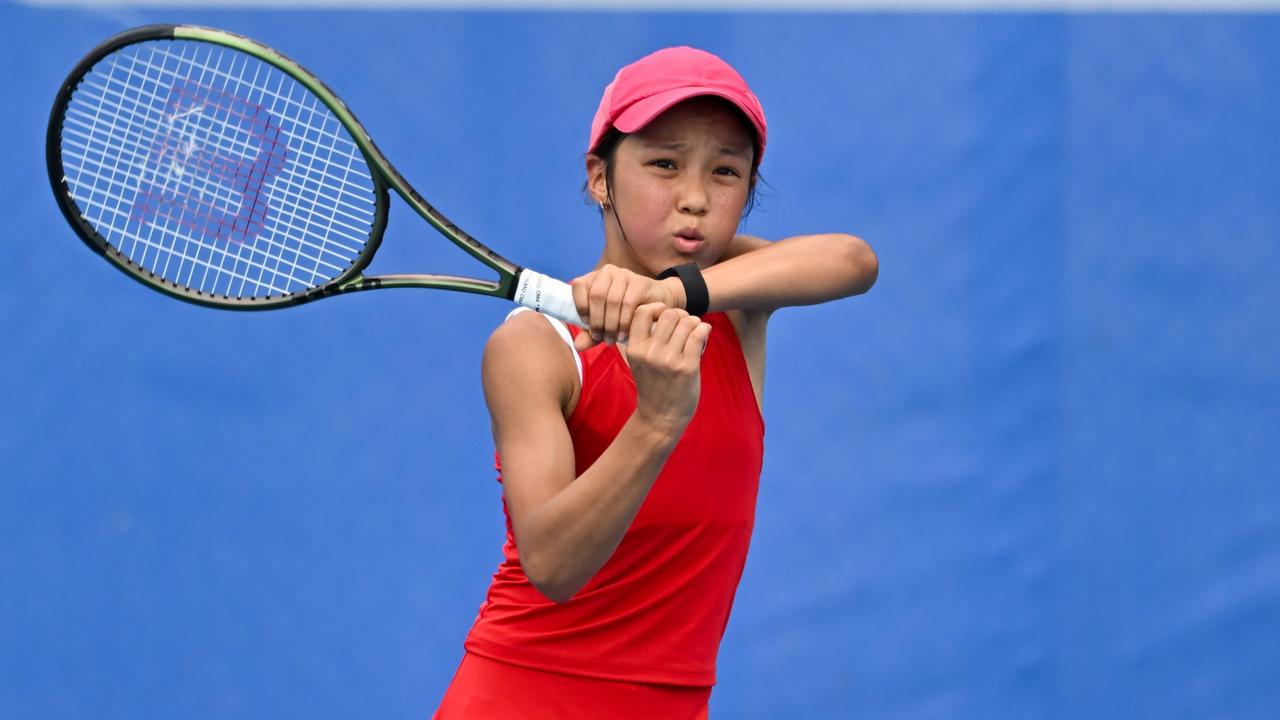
513,269,587,329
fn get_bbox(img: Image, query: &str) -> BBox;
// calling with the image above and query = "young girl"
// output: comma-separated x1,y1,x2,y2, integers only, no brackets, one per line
434,46,877,719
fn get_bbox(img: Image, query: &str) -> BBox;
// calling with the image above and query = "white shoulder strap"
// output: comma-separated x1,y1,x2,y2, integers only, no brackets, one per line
506,307,583,384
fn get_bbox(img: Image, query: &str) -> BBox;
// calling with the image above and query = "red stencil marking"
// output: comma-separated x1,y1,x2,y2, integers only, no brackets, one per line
131,79,288,246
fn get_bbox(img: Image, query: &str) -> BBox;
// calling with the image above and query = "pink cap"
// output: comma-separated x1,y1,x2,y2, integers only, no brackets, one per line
588,46,767,167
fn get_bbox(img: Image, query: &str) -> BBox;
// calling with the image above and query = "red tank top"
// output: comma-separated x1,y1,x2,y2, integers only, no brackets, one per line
463,312,765,687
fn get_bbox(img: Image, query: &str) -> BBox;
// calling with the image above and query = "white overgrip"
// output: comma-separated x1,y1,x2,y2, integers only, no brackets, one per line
513,269,587,329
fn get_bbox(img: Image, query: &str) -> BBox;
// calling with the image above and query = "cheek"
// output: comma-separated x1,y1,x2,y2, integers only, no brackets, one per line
711,186,750,221
615,179,671,220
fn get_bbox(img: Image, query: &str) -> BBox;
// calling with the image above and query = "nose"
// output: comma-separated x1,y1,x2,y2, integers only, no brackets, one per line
677,175,708,216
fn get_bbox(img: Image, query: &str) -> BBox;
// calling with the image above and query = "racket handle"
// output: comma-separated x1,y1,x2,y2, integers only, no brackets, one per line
513,269,587,329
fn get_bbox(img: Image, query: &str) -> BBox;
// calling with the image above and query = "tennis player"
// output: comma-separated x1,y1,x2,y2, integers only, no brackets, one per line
434,47,877,719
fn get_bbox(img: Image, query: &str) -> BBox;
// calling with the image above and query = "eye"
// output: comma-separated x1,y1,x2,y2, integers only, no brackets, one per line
714,166,744,178
649,158,677,170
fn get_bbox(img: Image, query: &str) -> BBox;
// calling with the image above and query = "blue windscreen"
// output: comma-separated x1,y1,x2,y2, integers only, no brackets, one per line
4,6,1278,719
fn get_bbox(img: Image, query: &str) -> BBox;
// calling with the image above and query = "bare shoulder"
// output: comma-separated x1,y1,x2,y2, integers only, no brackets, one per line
483,311,580,417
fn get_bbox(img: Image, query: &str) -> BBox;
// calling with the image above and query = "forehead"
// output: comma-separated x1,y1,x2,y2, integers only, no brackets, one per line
632,97,754,152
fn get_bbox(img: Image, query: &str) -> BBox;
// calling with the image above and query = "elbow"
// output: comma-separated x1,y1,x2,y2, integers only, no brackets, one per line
840,233,878,295
533,582,577,606
520,553,580,605
511,514,591,604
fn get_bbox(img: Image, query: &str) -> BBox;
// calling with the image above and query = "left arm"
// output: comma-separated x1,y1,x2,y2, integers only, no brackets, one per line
709,233,876,411
700,233,878,314
570,232,877,346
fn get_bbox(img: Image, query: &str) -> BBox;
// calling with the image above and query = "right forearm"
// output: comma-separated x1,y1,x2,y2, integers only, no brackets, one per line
518,414,682,603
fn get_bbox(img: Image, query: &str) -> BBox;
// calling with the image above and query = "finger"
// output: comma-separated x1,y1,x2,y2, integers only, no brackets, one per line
574,327,599,351
628,302,664,346
649,307,687,348
604,274,627,343
587,271,613,343
666,313,698,358
571,272,593,327
617,281,649,345
685,321,713,359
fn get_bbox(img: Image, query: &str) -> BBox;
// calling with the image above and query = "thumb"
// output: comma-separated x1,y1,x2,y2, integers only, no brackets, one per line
574,328,599,352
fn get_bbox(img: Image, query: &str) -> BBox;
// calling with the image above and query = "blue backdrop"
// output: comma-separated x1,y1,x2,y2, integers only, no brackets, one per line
3,5,1278,719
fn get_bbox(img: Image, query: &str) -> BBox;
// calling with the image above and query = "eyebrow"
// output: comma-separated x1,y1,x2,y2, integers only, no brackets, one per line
640,140,751,159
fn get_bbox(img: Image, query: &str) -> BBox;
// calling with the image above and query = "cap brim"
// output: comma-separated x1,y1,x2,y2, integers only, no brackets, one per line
612,86,765,155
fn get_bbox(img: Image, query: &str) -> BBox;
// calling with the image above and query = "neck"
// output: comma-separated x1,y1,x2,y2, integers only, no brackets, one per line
594,212,654,276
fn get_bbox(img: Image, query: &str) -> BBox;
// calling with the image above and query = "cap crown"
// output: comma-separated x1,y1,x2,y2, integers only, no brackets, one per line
589,47,767,165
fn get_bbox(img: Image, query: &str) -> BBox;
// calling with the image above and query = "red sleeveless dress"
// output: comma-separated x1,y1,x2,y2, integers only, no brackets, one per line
436,312,764,718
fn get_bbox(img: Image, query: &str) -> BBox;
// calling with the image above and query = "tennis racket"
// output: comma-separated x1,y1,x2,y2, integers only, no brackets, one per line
46,24,582,325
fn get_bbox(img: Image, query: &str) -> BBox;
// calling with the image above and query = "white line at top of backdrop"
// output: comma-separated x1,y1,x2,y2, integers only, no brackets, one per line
18,0,1280,11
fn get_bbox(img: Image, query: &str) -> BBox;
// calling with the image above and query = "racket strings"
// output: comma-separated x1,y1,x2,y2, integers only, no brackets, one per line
61,81,363,275
59,38,379,300
75,42,301,295
170,40,364,295
156,40,363,294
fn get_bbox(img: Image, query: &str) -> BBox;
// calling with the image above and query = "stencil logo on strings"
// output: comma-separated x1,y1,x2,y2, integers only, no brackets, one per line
132,80,287,244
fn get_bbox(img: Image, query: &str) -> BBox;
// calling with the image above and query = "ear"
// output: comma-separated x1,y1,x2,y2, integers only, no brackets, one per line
586,154,609,206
